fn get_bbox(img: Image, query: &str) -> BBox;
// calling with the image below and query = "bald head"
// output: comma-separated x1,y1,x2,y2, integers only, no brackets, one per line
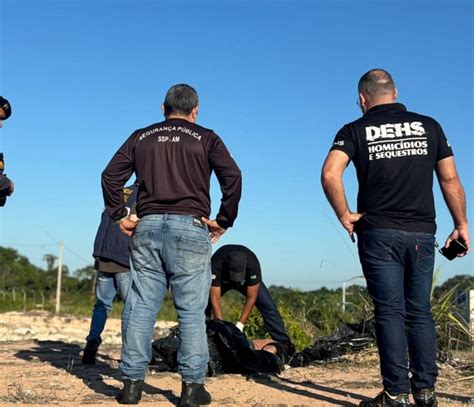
357,69,397,112
358,69,396,96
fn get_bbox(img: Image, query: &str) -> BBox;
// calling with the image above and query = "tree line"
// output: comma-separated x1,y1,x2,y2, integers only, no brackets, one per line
0,246,472,351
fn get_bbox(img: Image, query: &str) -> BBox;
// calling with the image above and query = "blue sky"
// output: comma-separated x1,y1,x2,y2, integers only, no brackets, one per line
0,0,472,289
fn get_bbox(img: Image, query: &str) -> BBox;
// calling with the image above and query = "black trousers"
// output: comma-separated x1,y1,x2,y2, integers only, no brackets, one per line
206,282,291,344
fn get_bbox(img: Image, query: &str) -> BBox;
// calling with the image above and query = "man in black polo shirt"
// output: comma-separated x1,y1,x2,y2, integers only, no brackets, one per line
207,244,295,356
322,69,470,407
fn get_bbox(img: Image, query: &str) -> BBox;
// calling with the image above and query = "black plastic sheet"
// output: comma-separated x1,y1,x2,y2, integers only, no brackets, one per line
290,320,376,367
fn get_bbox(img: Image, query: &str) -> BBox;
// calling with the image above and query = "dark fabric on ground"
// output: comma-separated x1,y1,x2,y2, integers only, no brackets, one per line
149,320,284,376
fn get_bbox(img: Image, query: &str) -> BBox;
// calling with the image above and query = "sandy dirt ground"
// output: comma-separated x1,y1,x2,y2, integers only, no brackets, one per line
0,312,472,406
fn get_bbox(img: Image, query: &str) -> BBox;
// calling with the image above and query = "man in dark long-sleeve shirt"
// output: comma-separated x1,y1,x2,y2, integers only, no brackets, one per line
102,106,241,231
102,84,242,406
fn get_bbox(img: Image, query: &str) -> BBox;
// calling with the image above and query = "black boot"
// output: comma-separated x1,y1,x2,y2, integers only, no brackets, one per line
81,338,100,365
117,379,144,405
179,382,211,407
413,388,438,407
359,391,409,407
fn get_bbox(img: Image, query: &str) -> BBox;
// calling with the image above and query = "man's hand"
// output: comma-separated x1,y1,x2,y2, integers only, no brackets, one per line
445,227,470,256
436,157,469,255
119,218,138,237
202,218,226,244
8,180,14,196
339,211,364,238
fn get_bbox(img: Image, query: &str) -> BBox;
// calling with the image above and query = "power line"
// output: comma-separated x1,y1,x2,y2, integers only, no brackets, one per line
322,208,359,263
0,243,57,247
63,246,91,265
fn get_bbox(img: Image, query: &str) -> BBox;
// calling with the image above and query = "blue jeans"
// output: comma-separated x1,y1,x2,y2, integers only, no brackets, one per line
358,229,438,394
120,214,212,384
86,270,131,344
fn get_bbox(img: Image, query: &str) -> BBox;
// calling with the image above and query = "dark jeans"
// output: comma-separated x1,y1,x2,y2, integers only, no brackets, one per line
206,282,291,344
358,229,438,394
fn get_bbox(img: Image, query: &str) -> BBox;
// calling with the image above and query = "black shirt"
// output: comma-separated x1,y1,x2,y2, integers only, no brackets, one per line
330,103,453,233
211,245,262,288
102,118,242,229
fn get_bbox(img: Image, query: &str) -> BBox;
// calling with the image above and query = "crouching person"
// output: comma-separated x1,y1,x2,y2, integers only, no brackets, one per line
206,244,295,357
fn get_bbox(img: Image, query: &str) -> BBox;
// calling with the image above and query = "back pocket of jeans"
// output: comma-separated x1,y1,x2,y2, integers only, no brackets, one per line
131,230,154,270
415,237,435,273
176,234,211,271
362,231,395,261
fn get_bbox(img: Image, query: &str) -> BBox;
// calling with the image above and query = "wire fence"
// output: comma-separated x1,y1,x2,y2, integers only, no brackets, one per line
0,288,48,311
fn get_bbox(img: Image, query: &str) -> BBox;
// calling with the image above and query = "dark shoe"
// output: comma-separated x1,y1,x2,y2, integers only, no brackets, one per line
413,388,438,407
81,338,100,365
179,382,211,407
359,391,409,407
282,340,296,357
117,379,144,405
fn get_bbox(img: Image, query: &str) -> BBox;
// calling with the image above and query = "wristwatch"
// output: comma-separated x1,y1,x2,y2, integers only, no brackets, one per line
113,207,131,224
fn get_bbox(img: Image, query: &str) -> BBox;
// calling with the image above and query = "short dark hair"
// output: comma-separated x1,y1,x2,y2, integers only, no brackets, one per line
358,69,395,98
163,84,199,116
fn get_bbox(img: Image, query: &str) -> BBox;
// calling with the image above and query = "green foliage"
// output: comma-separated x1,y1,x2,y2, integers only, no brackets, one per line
241,302,313,351
157,293,177,321
1,245,471,352
432,283,471,350
243,308,268,339
0,247,48,291
277,304,313,351
432,274,474,300
269,285,370,337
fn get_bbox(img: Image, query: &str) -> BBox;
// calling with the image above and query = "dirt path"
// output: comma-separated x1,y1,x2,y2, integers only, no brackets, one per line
0,312,472,406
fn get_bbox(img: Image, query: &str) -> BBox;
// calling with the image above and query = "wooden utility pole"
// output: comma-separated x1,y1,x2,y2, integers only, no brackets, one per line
55,242,64,314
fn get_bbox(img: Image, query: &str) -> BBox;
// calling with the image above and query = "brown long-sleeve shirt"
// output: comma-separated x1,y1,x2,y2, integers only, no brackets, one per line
102,118,242,229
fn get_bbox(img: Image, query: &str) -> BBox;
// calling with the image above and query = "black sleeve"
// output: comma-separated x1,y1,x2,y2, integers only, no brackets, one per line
211,252,224,287
435,122,454,162
208,133,242,229
0,174,11,197
329,125,355,160
101,133,137,221
245,250,261,286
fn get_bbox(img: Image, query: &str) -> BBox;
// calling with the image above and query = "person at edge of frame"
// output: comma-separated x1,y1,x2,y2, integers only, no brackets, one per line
101,84,242,406
321,69,470,407
0,96,14,207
